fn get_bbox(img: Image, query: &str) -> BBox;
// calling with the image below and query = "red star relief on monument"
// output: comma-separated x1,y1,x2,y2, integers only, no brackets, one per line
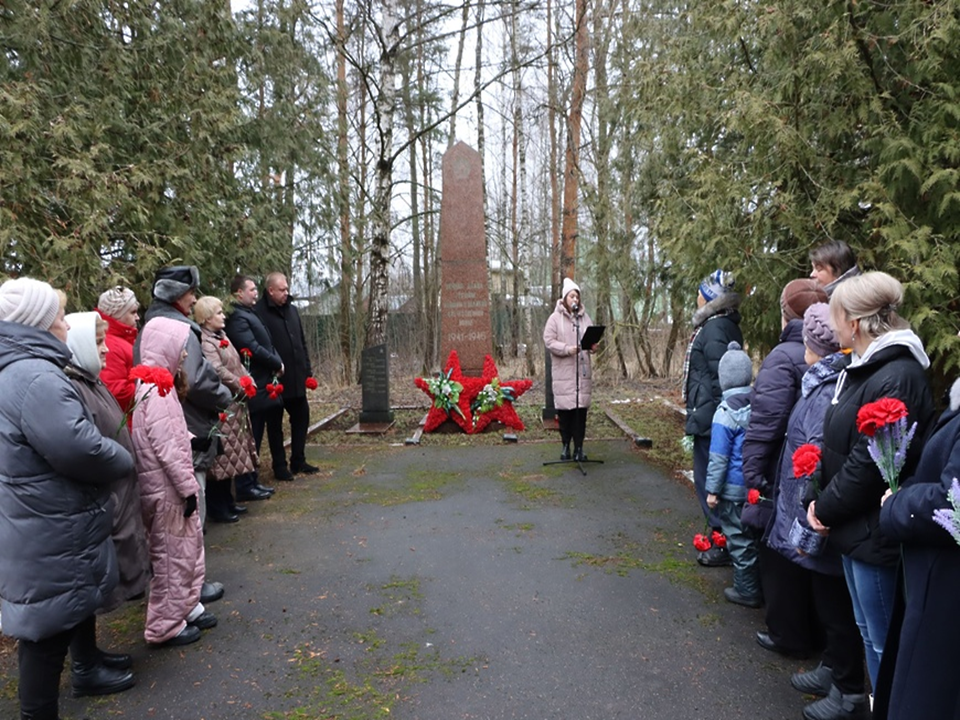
469,354,533,434
414,350,483,433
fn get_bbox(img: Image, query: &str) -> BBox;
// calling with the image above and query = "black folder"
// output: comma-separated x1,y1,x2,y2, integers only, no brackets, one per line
580,325,605,350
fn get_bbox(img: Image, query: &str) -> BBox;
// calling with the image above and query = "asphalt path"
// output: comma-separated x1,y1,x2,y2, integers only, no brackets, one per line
5,440,815,720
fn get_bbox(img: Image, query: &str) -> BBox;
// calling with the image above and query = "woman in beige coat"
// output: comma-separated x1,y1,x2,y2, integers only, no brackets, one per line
195,296,258,524
543,278,597,461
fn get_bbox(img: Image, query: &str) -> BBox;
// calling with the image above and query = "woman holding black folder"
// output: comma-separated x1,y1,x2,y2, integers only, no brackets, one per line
544,277,598,461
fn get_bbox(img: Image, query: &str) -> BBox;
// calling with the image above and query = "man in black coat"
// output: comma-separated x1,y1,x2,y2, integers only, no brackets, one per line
223,274,283,497
255,272,318,477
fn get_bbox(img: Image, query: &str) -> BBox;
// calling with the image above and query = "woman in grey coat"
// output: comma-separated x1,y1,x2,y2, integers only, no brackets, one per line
0,279,136,720
65,311,150,694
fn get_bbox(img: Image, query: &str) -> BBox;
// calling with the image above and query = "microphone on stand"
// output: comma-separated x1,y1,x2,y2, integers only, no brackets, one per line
571,301,580,312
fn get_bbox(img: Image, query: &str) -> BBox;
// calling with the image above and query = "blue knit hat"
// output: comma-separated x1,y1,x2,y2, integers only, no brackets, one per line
699,269,735,302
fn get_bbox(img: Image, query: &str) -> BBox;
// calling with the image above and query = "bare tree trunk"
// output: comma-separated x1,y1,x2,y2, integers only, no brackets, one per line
508,2,521,358
354,25,369,377
547,0,561,300
335,0,353,383
422,134,439,369
448,0,470,145
403,56,423,363
474,0,486,249
559,0,588,284
366,0,401,349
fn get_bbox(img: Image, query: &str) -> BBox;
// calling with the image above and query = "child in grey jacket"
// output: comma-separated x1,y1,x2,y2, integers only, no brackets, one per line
705,342,761,608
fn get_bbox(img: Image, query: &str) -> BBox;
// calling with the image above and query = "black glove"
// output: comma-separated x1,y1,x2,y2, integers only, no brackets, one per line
184,494,198,518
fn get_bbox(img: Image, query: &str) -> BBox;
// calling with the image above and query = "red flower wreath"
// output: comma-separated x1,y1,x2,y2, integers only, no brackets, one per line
414,350,481,433
470,354,532,434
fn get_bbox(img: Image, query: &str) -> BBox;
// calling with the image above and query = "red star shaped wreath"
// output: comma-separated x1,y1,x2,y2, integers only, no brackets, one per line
414,350,482,433
469,355,533,434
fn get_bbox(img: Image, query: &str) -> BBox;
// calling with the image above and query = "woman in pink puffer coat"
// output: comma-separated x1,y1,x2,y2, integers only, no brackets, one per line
132,317,213,647
543,277,596,462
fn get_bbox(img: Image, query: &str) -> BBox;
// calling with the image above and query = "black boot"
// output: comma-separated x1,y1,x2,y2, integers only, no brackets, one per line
560,442,571,461
71,660,135,698
98,648,133,671
574,446,587,462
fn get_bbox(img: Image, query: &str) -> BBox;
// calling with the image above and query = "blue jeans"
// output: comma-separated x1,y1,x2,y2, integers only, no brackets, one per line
841,555,896,689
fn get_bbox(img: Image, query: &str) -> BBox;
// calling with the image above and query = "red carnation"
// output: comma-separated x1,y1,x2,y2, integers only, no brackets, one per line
856,397,908,437
266,379,282,400
219,338,229,349
792,443,822,479
693,533,712,552
305,377,318,390
711,530,727,549
219,412,228,423
240,348,252,358
747,488,761,505
129,365,175,398
239,375,256,398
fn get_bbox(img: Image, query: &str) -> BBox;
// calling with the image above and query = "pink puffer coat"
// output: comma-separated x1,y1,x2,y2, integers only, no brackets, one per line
131,317,205,644
543,299,593,410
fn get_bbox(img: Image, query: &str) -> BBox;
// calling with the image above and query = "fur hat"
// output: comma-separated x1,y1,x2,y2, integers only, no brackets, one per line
718,341,752,391
152,266,200,303
699,269,734,302
781,278,827,322
97,286,138,320
803,302,840,358
0,277,60,331
561,277,581,301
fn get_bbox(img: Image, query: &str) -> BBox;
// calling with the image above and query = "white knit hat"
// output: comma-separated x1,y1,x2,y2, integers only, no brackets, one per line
561,277,581,301
0,277,60,331
97,286,138,320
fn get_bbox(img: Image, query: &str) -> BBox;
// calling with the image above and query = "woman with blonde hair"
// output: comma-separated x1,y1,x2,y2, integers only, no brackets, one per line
194,295,258,524
806,272,935,719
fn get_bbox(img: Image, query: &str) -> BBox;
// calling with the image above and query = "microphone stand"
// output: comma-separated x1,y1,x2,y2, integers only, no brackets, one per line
544,304,603,476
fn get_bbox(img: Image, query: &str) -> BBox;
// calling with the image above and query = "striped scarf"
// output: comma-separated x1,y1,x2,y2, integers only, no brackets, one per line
681,326,702,404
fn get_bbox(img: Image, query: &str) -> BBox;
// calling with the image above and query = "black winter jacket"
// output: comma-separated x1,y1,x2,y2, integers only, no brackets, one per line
816,339,935,565
255,295,313,400
224,302,284,413
741,320,807,530
684,293,743,437
875,380,960,720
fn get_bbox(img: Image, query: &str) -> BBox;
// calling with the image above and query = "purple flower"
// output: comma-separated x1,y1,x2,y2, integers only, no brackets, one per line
866,414,917,492
932,478,960,547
